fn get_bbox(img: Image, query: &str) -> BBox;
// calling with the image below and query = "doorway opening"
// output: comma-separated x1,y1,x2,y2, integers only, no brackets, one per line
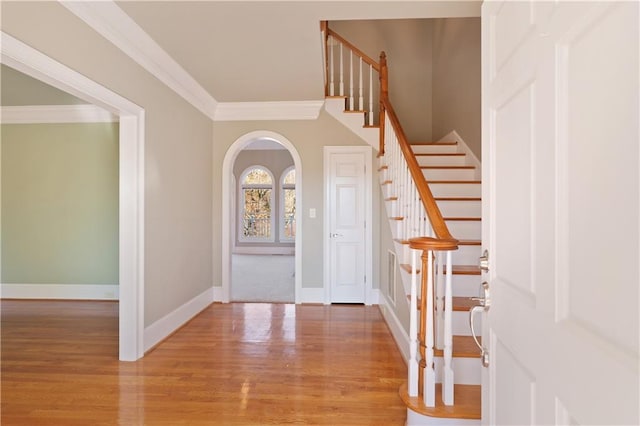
221,131,302,303
1,32,145,360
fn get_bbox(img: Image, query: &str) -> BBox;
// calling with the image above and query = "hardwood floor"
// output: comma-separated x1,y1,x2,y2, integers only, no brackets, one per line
1,300,407,425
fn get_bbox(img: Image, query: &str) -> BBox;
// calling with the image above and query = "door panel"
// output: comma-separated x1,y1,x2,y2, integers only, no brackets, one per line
328,151,366,303
482,1,639,424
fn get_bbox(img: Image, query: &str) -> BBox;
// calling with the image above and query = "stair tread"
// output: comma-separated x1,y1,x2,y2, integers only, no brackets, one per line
400,382,481,420
385,196,398,201
364,124,380,129
378,165,388,171
407,294,481,312
435,197,481,201
344,109,367,114
434,335,481,358
400,264,480,276
458,239,481,246
444,217,481,221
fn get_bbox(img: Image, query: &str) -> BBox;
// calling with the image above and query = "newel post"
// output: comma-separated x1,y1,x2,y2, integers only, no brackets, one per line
379,51,388,156
321,21,329,97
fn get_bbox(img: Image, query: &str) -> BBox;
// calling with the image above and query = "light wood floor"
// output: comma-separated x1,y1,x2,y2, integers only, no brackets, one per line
1,300,407,425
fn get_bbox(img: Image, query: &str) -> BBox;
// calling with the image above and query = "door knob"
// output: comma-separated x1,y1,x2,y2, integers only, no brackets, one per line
479,250,489,272
469,281,490,367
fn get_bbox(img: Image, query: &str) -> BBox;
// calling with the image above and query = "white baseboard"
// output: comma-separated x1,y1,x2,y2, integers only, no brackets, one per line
144,287,214,352
378,295,410,363
0,283,119,300
298,287,324,304
367,288,381,305
439,130,481,178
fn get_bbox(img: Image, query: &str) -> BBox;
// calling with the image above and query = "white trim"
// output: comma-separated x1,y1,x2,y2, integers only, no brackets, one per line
214,100,324,121
369,288,381,305
299,287,324,304
1,31,146,362
221,131,303,304
379,295,410,363
1,283,119,300
323,146,373,305
212,286,224,303
438,130,482,178
143,287,213,352
1,104,118,124
60,1,217,119
233,246,294,255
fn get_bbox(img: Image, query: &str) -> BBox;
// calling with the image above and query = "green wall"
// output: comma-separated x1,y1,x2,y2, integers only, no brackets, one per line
1,122,119,285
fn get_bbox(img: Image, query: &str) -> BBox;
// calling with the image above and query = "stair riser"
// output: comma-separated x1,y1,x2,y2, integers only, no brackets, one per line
436,200,482,217
447,311,481,336
422,168,476,181
445,220,481,240
429,183,481,198
416,155,468,167
452,245,482,266
434,357,481,385
411,144,459,154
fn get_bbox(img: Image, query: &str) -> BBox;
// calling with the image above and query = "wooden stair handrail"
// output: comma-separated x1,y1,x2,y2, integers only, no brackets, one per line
326,28,381,71
381,96,457,242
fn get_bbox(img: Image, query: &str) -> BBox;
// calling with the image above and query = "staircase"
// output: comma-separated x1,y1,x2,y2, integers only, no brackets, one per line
321,23,482,425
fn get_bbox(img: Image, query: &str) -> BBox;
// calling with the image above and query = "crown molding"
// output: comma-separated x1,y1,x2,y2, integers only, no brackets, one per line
214,100,324,121
1,104,118,124
60,1,217,119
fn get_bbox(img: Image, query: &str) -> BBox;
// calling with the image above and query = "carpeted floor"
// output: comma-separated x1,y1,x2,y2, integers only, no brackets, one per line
231,254,295,302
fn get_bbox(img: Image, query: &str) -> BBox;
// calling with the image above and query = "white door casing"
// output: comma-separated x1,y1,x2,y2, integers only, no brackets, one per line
482,2,639,425
1,32,145,361
324,146,372,304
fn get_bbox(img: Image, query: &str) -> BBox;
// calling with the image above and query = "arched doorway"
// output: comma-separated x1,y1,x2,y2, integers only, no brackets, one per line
221,131,302,303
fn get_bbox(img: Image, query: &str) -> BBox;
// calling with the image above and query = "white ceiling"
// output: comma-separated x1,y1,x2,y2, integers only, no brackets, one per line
115,1,481,103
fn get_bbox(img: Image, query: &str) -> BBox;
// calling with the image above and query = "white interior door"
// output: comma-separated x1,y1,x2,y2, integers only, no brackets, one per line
325,148,368,303
482,1,639,424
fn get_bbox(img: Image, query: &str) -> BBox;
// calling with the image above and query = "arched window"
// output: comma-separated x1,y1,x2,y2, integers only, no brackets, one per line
239,166,274,241
280,167,296,241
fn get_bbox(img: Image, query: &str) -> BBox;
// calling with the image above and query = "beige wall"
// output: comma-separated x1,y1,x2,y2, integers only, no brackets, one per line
330,19,434,142
1,123,118,285
1,2,213,326
233,149,294,248
432,17,481,159
213,110,381,290
331,18,481,158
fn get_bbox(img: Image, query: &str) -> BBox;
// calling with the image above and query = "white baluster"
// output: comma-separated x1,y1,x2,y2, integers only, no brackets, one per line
329,36,335,96
443,250,455,405
424,249,436,407
436,251,445,349
408,249,419,396
358,57,364,111
339,43,344,96
349,51,354,110
368,65,374,126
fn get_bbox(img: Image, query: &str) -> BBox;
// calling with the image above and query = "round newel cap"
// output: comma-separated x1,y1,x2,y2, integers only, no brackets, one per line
408,237,458,251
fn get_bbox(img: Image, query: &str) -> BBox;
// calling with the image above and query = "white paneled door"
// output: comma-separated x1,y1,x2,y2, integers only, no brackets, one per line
482,1,639,424
325,148,369,303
